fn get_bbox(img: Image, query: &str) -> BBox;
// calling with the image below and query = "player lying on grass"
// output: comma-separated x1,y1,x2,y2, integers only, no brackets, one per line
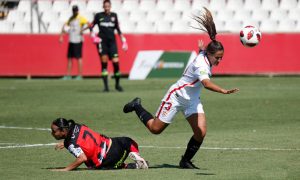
51,118,148,171
123,7,239,169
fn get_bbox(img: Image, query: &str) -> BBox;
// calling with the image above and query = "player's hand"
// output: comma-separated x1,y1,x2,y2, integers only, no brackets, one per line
122,41,128,51
198,39,205,51
221,88,239,94
90,32,101,44
59,36,63,44
55,142,64,150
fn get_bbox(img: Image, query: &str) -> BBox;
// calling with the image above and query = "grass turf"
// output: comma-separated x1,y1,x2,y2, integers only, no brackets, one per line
0,77,299,179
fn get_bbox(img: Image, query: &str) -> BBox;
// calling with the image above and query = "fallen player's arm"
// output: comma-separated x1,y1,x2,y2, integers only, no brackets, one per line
53,153,87,171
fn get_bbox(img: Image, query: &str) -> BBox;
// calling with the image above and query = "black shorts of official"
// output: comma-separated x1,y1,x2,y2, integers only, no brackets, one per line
68,42,82,59
97,39,118,60
99,137,133,169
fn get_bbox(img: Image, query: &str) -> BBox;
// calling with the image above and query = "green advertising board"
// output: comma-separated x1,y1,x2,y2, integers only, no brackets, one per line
129,51,197,80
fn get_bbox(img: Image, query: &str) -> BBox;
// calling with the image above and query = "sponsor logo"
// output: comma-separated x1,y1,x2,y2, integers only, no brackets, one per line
100,22,115,27
154,60,185,69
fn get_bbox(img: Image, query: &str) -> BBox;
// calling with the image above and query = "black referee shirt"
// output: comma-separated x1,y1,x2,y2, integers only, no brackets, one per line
92,12,122,41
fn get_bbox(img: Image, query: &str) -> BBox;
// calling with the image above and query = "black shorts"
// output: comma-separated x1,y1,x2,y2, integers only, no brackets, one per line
97,38,118,60
99,137,133,169
68,42,82,59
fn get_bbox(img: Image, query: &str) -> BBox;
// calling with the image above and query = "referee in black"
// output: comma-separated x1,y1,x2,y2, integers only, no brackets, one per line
89,0,128,92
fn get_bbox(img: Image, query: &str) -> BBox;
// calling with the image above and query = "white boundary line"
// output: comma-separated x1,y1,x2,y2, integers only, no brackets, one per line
0,143,56,149
0,125,51,131
0,125,299,151
0,143,299,151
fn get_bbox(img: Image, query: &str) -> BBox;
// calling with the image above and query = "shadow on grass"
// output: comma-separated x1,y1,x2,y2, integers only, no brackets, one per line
149,164,180,169
43,167,89,171
196,172,216,176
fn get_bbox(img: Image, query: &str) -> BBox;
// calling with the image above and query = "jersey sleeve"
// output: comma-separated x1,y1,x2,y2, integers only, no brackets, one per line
67,144,84,158
91,13,99,29
114,13,122,35
79,15,89,27
195,66,210,81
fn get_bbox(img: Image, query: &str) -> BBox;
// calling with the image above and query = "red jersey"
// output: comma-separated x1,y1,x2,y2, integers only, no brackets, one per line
64,123,111,168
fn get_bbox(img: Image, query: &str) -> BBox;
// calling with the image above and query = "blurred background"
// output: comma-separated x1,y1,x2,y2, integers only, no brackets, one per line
0,0,299,77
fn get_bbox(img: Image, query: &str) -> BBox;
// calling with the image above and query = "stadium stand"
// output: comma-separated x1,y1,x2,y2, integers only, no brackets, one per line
0,0,300,34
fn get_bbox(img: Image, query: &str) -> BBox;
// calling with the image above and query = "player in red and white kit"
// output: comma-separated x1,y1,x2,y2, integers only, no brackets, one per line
50,118,148,171
123,8,239,169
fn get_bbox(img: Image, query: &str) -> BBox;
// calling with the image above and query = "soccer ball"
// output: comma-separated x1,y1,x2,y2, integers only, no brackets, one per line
240,25,262,48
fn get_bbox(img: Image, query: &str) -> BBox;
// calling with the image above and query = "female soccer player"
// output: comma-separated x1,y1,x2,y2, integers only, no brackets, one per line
123,7,239,169
89,0,128,92
51,118,148,171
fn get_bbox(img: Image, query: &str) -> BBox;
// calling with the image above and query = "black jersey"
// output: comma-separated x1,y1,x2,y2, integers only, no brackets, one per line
92,12,122,41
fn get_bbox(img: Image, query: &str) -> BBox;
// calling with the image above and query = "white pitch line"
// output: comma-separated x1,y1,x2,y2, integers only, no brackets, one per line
0,126,299,151
140,146,300,151
0,143,299,151
0,125,51,131
0,143,56,149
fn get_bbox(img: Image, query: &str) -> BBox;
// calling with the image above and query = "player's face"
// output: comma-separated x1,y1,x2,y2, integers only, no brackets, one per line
207,50,224,66
103,2,111,13
72,10,78,16
51,124,65,140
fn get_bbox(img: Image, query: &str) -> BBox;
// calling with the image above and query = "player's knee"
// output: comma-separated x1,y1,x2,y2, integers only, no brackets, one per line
194,128,206,140
149,127,163,134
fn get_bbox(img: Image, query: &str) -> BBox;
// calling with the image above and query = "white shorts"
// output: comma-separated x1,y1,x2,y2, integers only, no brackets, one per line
155,91,204,124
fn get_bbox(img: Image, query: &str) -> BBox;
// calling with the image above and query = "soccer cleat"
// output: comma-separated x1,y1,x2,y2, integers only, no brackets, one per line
128,152,148,169
74,76,83,80
123,97,141,113
125,163,137,169
179,156,199,169
115,85,124,92
61,76,71,80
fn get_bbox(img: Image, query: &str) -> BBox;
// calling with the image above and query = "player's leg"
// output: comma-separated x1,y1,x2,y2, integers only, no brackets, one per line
126,138,148,169
75,42,83,80
180,112,206,169
75,58,83,80
97,41,109,91
123,97,178,134
62,43,73,80
110,42,123,92
66,58,72,79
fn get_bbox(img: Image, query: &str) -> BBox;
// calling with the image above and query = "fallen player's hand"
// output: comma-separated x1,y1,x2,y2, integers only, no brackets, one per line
55,142,64,150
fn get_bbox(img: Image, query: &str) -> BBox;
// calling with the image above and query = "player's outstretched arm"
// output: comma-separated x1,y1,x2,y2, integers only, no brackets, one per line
201,79,239,94
52,153,87,171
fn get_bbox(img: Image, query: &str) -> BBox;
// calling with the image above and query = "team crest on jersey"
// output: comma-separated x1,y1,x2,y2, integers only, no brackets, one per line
162,110,169,117
72,126,80,139
111,17,115,22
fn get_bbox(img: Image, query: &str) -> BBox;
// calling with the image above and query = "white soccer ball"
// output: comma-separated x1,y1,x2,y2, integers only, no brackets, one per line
240,25,262,48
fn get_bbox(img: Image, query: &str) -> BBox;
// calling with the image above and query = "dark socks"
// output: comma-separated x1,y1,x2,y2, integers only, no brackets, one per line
183,136,202,161
101,62,108,90
113,62,120,87
134,104,153,126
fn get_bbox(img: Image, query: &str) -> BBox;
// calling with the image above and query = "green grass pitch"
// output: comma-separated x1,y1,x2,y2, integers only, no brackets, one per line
0,77,299,179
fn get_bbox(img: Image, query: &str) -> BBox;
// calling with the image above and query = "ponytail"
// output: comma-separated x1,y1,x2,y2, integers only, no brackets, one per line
193,7,224,54
193,7,217,41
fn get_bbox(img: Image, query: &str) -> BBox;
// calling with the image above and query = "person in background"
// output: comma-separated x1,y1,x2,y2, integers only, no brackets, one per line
59,5,89,80
89,0,128,92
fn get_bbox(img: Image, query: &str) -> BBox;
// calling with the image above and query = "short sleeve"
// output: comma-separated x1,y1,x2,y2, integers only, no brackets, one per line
79,15,88,26
195,66,210,81
68,144,84,158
